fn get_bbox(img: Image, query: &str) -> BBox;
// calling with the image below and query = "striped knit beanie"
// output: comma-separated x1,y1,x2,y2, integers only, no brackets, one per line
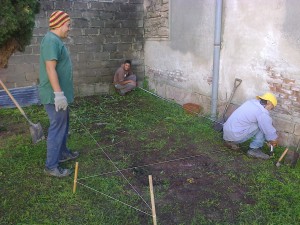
49,10,70,29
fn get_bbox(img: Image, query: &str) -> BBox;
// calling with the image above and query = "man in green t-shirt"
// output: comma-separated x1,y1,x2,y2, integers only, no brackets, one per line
39,10,79,177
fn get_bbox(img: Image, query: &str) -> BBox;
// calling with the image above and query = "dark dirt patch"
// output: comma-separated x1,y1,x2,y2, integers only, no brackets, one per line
93,120,256,225
1,94,258,224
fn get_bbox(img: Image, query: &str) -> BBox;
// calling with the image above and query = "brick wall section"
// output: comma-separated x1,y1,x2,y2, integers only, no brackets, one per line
0,0,144,96
144,0,169,39
266,65,300,116
262,64,300,146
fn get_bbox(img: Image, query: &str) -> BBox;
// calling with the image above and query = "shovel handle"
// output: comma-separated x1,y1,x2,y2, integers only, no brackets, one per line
222,78,243,120
234,78,242,89
0,79,33,125
277,148,289,163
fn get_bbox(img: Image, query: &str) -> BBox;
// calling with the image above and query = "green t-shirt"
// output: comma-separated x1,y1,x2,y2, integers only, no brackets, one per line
39,31,74,104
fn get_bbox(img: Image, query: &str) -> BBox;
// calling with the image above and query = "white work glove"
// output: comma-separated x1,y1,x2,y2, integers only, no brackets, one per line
54,92,68,112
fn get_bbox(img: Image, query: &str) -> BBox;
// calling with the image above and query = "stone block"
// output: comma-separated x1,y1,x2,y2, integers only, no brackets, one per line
69,44,86,53
90,35,106,44
25,72,39,82
78,53,94,62
85,44,103,52
85,61,102,69
94,52,110,60
73,2,89,10
103,43,117,52
99,12,114,20
117,43,132,51
74,76,100,86
104,36,120,43
103,3,119,12
32,46,40,55
90,2,105,10
67,10,83,19
129,0,144,4
85,28,100,35
115,12,130,20
101,67,115,75
120,35,133,43
98,60,119,69
110,52,124,60
33,28,48,36
73,18,89,28
137,19,143,28
115,28,129,35
15,64,35,74
277,132,291,147
101,28,117,35
35,18,48,28
132,42,143,51
134,35,144,42
294,123,300,136
273,117,294,133
90,19,105,28
105,20,121,28
32,63,39,72
100,75,114,83
55,1,72,10
94,83,110,94
39,1,54,11
10,55,39,65
120,5,136,12
78,84,95,97
121,20,138,28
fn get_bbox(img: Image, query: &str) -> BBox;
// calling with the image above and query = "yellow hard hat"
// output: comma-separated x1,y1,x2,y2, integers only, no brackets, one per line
257,92,277,107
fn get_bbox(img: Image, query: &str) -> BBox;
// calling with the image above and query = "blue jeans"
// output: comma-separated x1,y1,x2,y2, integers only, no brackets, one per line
45,104,71,169
236,128,265,149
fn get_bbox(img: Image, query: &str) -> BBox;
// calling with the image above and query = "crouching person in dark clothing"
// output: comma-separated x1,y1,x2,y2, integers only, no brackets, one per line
113,60,137,96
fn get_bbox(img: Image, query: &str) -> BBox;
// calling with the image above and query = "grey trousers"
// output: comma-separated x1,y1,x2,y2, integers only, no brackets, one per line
115,74,136,94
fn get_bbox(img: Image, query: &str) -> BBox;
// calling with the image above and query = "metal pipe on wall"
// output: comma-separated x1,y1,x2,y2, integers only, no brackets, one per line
211,0,223,120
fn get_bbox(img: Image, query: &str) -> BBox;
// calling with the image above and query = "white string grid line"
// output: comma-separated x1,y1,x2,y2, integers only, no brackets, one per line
76,181,152,217
138,87,223,125
69,107,152,211
69,88,227,220
78,153,205,181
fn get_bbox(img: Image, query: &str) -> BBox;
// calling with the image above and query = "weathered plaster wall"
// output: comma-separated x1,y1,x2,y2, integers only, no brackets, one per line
144,0,300,146
0,0,144,96
144,0,215,112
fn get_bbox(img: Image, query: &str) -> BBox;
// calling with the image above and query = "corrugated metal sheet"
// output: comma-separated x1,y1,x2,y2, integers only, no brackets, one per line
0,86,40,108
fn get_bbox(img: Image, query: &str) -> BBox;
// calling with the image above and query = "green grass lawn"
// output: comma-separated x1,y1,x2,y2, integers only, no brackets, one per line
1,89,300,225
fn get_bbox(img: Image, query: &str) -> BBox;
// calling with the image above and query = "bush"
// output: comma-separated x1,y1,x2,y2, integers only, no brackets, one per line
0,0,40,51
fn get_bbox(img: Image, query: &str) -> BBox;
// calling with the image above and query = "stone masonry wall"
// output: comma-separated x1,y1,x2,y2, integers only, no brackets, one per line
0,0,144,96
144,0,169,40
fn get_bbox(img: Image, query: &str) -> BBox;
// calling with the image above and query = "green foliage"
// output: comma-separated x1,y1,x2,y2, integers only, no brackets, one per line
0,0,40,50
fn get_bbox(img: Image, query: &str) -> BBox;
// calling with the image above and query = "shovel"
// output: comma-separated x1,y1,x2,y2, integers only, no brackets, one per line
213,78,242,132
0,79,45,144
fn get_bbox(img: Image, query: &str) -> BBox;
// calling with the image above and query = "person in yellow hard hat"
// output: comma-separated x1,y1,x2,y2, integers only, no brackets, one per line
223,92,278,160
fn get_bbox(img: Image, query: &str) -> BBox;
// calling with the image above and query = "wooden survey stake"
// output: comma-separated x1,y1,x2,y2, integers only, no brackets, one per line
148,175,157,225
73,162,79,194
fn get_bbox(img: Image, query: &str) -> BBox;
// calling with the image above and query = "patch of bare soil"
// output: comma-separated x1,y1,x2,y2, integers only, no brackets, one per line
96,123,256,225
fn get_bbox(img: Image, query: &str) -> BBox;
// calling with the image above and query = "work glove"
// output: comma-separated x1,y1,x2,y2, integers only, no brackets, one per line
54,92,68,112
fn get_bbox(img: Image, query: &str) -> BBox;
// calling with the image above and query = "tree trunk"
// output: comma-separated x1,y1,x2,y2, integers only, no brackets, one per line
0,39,20,68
